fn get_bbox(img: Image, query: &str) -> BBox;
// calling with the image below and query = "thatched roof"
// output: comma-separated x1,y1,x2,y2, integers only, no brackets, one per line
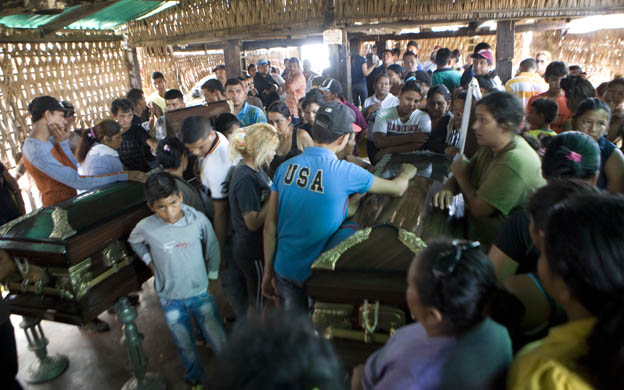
126,0,624,46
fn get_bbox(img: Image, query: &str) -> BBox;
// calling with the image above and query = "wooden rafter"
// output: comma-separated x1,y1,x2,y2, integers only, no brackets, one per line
38,0,120,37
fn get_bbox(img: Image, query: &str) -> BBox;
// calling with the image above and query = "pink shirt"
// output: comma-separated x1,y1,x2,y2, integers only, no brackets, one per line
285,72,306,118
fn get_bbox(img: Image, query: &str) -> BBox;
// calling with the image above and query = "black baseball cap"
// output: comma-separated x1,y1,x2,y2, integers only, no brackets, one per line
319,78,343,95
28,96,65,122
213,64,226,72
312,101,357,137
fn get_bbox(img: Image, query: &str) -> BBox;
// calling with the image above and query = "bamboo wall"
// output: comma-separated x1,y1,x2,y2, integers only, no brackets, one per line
174,52,225,93
126,0,624,47
0,37,130,167
138,46,225,96
530,29,624,84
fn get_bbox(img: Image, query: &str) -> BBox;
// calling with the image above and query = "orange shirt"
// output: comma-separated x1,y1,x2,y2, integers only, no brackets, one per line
23,143,77,207
527,92,572,134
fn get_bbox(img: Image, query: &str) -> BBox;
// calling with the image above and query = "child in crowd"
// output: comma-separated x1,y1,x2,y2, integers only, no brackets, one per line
156,137,208,216
507,193,624,390
352,239,517,390
262,101,417,313
76,120,124,176
526,98,558,139
214,113,240,141
128,172,226,389
371,81,431,164
228,124,280,311
526,61,571,134
560,75,596,131
573,97,624,192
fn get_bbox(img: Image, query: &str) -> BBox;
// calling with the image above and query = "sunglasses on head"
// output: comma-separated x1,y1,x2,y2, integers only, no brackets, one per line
432,240,480,278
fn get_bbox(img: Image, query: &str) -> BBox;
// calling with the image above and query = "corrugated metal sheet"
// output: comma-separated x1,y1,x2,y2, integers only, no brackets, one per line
0,0,177,30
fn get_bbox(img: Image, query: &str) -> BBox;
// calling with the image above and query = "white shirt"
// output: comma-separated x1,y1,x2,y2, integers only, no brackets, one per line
200,131,235,200
363,93,400,140
372,106,432,138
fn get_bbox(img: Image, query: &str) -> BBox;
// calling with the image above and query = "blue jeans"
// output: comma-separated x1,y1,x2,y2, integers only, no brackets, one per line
275,273,311,314
158,291,226,384
352,81,368,108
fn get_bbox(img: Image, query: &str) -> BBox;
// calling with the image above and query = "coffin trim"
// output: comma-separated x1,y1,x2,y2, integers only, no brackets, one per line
311,225,427,272
49,208,77,240
312,227,372,271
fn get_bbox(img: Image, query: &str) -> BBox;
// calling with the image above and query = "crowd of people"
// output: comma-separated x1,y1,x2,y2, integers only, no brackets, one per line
1,37,624,390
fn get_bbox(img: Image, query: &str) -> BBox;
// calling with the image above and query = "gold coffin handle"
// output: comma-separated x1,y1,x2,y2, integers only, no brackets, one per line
324,326,389,344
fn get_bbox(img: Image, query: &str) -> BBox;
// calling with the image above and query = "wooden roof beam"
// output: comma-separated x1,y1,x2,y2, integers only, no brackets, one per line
351,20,567,41
38,0,120,37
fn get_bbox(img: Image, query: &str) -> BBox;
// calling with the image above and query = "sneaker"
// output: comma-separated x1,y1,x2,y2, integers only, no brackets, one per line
80,318,111,333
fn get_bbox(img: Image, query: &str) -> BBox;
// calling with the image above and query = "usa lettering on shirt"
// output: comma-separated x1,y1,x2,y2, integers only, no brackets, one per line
283,163,324,194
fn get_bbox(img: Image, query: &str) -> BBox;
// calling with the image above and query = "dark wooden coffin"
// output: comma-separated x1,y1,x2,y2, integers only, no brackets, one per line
0,182,151,325
165,100,231,137
305,152,457,368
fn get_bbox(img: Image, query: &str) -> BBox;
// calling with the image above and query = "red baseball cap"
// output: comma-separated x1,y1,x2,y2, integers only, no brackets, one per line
472,49,494,64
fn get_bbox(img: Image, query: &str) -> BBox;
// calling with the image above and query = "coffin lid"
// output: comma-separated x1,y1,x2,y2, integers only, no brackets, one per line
0,181,145,246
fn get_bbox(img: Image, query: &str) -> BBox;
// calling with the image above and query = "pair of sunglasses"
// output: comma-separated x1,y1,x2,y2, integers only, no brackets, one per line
432,240,480,278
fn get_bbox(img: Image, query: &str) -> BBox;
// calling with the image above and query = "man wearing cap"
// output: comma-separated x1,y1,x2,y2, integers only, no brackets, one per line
460,43,503,90
22,96,145,208
320,78,368,134
213,64,228,88
254,59,280,108
262,101,418,313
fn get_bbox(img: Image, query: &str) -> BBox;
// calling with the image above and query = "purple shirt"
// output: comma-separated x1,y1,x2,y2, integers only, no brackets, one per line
363,322,456,390
342,99,368,132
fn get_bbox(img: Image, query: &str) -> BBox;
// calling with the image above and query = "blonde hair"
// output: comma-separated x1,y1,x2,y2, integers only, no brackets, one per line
229,123,280,168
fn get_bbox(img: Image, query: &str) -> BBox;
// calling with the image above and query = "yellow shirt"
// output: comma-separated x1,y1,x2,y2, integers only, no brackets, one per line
507,317,596,390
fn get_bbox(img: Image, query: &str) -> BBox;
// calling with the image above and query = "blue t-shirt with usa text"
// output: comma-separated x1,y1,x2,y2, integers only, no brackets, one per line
271,147,375,282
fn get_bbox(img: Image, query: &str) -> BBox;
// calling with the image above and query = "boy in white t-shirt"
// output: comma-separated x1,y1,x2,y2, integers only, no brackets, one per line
371,81,431,164
182,116,248,319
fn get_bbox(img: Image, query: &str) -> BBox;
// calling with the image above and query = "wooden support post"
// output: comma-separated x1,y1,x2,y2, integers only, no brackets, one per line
375,38,386,58
496,21,515,84
341,30,352,103
224,40,242,80
126,48,142,90
327,30,351,102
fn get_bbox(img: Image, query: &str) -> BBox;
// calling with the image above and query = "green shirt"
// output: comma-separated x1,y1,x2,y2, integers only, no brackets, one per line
431,68,462,92
466,136,545,249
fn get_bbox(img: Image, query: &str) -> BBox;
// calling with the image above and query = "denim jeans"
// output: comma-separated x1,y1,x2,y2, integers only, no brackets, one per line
352,81,368,108
275,273,311,314
158,291,226,384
